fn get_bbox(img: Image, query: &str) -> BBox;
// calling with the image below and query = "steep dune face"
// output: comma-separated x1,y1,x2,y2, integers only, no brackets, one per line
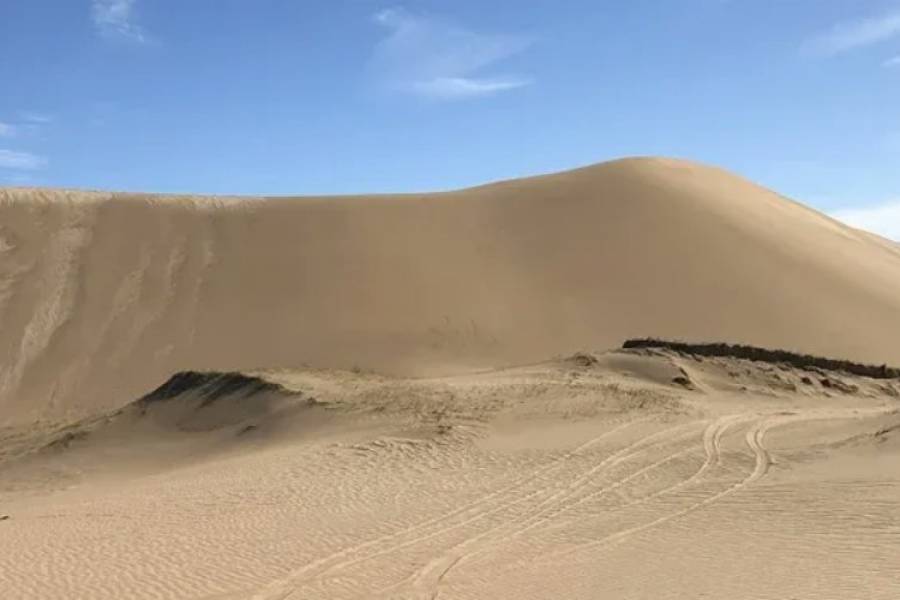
2,157,899,423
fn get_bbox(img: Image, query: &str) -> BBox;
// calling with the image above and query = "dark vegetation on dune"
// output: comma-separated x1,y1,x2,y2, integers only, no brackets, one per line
137,371,286,409
623,339,900,380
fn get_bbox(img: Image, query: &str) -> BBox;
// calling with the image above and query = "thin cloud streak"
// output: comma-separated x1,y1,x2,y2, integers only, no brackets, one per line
806,10,900,56
371,8,533,100
18,111,53,124
410,76,532,99
0,149,47,170
92,0,147,42
831,200,900,241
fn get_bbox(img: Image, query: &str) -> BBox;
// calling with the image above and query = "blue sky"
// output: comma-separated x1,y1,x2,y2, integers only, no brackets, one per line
1,0,899,237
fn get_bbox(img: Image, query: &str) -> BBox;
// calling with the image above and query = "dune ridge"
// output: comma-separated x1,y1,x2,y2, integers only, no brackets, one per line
2,157,900,424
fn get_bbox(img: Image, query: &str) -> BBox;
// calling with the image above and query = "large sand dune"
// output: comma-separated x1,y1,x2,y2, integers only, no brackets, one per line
2,157,899,424
2,158,900,599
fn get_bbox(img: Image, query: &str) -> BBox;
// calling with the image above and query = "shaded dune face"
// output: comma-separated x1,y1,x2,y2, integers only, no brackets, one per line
2,157,900,423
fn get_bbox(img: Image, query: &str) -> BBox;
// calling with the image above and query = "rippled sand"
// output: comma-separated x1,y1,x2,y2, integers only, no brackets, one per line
2,350,898,599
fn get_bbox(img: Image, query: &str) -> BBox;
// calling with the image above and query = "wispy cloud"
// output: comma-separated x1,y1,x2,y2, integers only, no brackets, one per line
18,111,53,124
885,55,900,67
0,123,15,138
408,77,532,99
0,149,47,170
371,8,533,100
831,200,900,241
92,0,147,42
806,10,900,56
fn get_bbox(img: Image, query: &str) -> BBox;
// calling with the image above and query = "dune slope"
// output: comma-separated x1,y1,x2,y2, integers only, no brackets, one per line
2,157,899,423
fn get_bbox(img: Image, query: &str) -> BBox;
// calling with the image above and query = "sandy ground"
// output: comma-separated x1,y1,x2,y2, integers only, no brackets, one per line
2,349,898,599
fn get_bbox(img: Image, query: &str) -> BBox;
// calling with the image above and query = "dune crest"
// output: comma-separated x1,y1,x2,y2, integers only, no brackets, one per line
2,157,900,423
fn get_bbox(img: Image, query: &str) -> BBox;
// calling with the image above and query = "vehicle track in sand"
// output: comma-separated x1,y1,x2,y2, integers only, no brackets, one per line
391,414,746,599
251,415,662,599
261,418,709,599
255,407,895,600
482,407,896,583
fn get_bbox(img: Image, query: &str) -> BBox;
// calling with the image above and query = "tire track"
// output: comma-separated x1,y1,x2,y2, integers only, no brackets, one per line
445,412,771,586
405,442,705,600
379,420,713,598
309,422,698,586
526,413,787,567
420,416,749,598
314,408,896,598
251,416,658,599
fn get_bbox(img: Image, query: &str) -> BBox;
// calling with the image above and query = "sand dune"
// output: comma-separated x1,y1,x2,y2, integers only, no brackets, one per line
2,157,899,425
3,156,900,599
1,349,898,599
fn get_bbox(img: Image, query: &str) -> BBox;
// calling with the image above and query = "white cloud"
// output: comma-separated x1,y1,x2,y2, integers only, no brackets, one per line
831,200,900,241
92,0,146,42
0,123,15,138
409,76,532,99
0,150,47,170
371,8,533,100
807,10,900,55
885,55,900,67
